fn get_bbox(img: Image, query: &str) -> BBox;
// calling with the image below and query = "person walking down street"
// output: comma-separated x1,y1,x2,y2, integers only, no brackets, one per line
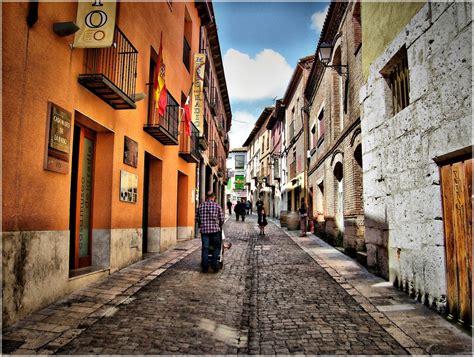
238,198,247,221
226,199,232,216
256,196,264,220
258,207,268,236
234,201,241,221
197,192,224,273
299,200,308,237
248,200,253,214
245,200,251,215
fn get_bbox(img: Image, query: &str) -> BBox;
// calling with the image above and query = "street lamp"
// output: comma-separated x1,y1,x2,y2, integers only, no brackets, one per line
318,41,333,65
317,40,348,73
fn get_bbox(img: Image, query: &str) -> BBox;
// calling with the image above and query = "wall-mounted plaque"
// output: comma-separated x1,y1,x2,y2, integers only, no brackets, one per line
44,102,71,174
120,170,138,203
123,136,138,168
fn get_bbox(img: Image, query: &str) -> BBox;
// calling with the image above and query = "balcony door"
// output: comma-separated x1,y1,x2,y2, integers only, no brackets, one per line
70,125,95,269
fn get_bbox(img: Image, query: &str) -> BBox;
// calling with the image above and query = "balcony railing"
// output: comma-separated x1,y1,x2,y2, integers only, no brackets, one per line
217,156,225,177
209,140,218,166
273,161,280,180
199,117,209,150
289,121,295,140
216,115,225,136
143,93,179,145
79,26,137,110
209,85,219,115
289,161,297,180
179,121,200,163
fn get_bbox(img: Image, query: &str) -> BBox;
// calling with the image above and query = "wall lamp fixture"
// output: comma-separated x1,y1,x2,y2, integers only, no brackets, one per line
133,92,147,102
53,21,80,37
317,41,348,73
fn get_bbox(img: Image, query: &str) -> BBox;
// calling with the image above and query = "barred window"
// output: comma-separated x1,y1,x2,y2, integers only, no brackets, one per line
383,46,410,115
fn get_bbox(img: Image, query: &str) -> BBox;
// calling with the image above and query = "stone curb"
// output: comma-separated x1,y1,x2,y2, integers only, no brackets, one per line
268,218,427,356
4,238,202,355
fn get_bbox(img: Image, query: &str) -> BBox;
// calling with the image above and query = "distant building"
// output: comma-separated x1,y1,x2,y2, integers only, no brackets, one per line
265,99,285,219
281,55,314,229
196,3,232,209
305,1,365,259
225,148,248,203
243,107,274,213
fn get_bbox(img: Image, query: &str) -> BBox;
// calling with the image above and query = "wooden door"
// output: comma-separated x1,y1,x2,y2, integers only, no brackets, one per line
440,158,472,325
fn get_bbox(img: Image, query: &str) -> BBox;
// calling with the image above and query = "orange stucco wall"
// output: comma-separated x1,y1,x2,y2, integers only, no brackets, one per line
2,1,199,232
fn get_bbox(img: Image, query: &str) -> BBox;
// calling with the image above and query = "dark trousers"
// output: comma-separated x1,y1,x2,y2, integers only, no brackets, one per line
201,231,222,270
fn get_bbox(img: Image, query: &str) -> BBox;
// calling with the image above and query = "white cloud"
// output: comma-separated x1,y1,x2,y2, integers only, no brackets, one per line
311,6,328,33
223,48,293,101
228,111,257,149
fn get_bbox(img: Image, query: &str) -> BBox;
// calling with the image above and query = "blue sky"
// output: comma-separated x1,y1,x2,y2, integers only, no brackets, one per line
213,1,329,148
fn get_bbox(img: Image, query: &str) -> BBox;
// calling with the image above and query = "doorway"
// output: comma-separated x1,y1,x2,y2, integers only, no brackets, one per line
142,152,162,253
334,162,344,232
143,153,150,253
440,157,472,325
69,125,95,269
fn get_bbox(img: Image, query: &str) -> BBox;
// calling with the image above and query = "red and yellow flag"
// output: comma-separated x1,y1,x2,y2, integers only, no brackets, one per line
153,34,167,117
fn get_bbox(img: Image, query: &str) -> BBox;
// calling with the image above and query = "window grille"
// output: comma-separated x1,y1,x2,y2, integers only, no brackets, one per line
385,47,410,115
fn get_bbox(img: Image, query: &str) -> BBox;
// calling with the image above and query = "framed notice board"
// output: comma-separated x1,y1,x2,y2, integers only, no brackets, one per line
44,102,72,174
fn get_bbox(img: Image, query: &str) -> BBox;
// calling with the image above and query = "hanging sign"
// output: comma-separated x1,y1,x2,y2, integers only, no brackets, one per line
235,175,245,190
73,0,117,48
191,53,206,134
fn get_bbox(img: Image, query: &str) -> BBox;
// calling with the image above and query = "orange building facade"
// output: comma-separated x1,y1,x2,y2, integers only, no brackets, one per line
2,1,227,326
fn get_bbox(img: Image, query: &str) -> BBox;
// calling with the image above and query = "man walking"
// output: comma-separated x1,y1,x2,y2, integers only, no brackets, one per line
197,192,224,273
226,199,232,215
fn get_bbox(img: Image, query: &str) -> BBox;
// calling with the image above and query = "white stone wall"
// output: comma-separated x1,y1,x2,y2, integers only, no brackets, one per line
360,1,472,312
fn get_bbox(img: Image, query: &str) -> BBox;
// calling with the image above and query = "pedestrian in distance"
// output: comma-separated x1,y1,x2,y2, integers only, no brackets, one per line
196,191,224,273
299,199,308,237
245,200,251,215
258,207,268,236
256,195,264,220
226,199,232,216
248,200,253,214
238,197,246,221
234,201,241,221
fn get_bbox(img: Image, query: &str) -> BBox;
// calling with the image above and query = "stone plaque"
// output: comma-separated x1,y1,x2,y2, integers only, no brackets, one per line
123,136,138,168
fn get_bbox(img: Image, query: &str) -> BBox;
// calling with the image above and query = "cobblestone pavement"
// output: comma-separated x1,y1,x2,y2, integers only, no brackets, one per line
53,215,407,355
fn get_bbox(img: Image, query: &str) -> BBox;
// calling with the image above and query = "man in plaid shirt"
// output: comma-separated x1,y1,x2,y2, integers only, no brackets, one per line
196,191,224,273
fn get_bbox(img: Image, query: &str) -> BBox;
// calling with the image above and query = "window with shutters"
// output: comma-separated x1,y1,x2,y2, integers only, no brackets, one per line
317,108,325,146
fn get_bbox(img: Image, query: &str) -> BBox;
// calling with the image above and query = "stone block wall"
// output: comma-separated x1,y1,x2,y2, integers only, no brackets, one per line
360,1,472,312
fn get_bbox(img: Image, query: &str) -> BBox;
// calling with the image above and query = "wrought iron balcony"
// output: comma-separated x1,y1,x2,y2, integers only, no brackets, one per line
143,93,179,145
209,140,218,167
217,156,225,177
209,85,219,115
289,161,297,180
199,118,209,150
79,26,137,110
273,161,281,180
179,121,200,163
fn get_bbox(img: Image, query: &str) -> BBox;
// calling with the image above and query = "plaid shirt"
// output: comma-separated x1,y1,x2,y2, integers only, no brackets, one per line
197,199,224,234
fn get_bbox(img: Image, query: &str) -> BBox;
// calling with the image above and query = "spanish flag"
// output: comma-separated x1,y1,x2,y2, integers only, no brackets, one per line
154,34,167,117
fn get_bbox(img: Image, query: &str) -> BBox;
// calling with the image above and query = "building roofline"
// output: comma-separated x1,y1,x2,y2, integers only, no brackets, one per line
242,107,274,147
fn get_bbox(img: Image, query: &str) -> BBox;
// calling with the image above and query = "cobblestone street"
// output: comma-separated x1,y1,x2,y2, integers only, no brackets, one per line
56,216,406,355
3,215,471,355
